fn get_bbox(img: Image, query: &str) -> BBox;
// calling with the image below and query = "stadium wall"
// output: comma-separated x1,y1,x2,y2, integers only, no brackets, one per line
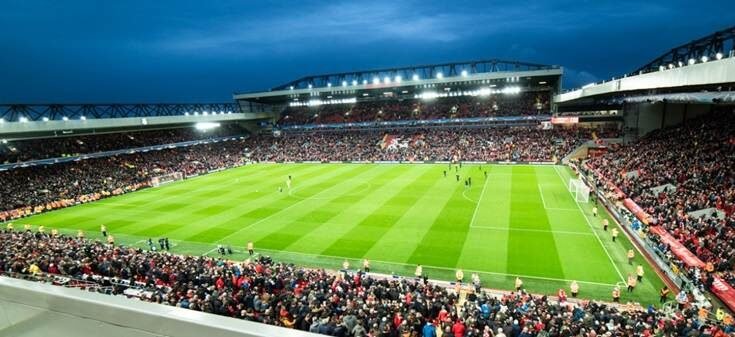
0,277,321,337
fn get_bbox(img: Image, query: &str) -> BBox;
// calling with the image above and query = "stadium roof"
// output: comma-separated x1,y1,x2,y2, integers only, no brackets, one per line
234,59,562,105
265,58,560,91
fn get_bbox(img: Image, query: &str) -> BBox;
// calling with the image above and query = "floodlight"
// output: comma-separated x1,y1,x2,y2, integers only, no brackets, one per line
352,80,358,86
436,72,444,79
0,118,4,124
185,112,190,116
327,82,331,87
372,77,380,85
677,61,683,67
289,86,294,90
80,116,86,121
62,116,69,121
383,76,391,84
412,74,419,81
194,122,220,131
342,81,347,87
308,84,313,89
658,65,665,71
668,63,674,69
42,117,49,122
19,116,28,123
1,139,6,144
461,70,468,77
716,52,723,60
688,58,696,65
701,56,709,63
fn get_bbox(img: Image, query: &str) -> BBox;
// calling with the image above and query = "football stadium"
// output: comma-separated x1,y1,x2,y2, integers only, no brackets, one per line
1,4,735,337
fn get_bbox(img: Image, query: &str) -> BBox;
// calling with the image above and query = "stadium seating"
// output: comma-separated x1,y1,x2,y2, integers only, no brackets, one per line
586,111,735,287
0,123,245,164
246,126,597,163
278,93,550,126
2,230,731,336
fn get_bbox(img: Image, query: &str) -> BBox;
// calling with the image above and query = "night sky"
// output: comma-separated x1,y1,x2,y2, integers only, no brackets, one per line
1,0,733,103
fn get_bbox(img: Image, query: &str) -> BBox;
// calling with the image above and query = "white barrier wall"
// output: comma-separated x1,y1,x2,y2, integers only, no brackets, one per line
0,277,322,337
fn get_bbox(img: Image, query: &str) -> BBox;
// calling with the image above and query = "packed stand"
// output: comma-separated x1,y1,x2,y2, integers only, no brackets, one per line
247,126,598,163
1,230,733,337
279,93,550,126
586,111,735,285
0,140,246,218
0,124,245,164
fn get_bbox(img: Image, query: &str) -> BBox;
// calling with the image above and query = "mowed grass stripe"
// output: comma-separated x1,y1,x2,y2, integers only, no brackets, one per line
24,164,305,232
361,169,465,263
213,164,388,247
320,165,439,258
147,164,340,240
457,165,513,273
283,165,425,254
254,165,404,251
406,172,475,268
187,164,373,243
536,166,621,283
505,166,565,278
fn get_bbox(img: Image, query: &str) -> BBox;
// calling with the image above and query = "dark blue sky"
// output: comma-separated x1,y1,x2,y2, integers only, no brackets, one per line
1,0,733,103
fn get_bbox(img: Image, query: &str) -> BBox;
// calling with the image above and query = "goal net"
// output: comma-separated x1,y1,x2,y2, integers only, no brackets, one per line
568,178,590,203
150,172,183,187
575,184,591,203
568,179,582,193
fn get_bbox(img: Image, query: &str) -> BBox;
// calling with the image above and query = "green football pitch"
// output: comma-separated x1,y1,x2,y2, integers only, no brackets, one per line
16,163,664,305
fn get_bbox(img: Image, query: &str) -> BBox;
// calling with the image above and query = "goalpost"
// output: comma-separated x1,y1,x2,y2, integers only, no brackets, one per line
568,178,591,203
150,172,184,187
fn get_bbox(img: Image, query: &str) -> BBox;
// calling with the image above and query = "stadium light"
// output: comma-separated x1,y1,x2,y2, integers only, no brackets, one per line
227,111,232,114
185,112,190,116
436,72,444,79
383,76,391,84
677,61,683,67
412,74,419,81
461,70,468,77
394,75,402,83
716,52,723,60
658,65,665,71
668,63,674,69
327,82,331,87
342,81,347,87
688,58,696,65
194,122,220,131
289,86,294,90
0,139,6,144
0,118,4,124
362,79,368,85
372,77,380,85
80,116,86,121
308,84,313,89
42,117,49,122
701,55,709,63
62,116,69,121
203,111,208,116
19,116,28,123
352,80,358,86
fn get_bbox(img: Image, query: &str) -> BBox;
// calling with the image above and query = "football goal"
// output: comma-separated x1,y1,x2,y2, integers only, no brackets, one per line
568,178,590,203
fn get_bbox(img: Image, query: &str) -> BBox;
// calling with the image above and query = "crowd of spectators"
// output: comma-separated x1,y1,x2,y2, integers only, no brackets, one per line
0,140,246,216
586,111,735,285
0,123,245,164
279,94,550,127
246,126,598,163
2,230,732,337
